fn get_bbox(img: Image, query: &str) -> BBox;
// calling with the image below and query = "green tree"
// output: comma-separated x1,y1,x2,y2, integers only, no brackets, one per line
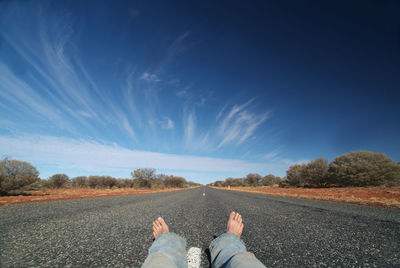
328,151,400,187
246,173,262,186
262,174,281,186
131,168,156,188
49,174,70,188
301,158,329,187
286,164,304,187
213,180,224,187
164,175,187,188
0,158,40,195
117,178,134,188
72,176,88,187
88,176,100,188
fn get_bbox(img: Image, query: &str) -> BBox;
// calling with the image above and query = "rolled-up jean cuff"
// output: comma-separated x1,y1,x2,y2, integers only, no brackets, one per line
145,232,186,268
209,233,247,267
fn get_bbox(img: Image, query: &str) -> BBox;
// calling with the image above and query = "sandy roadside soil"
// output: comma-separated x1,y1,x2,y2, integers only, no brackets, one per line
0,187,197,206
211,186,400,208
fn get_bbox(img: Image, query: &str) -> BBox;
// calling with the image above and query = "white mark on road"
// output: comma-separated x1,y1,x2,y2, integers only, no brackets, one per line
203,193,205,196
187,247,201,268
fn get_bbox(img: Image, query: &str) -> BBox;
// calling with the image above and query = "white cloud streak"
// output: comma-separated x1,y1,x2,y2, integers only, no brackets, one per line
160,117,174,129
139,72,160,82
0,7,138,141
184,111,195,145
0,135,284,175
216,99,270,148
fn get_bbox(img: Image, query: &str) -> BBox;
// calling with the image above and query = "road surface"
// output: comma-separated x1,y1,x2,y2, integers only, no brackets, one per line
1,187,399,267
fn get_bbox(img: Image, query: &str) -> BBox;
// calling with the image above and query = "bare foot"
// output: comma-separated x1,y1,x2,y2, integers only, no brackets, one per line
152,217,169,239
227,211,244,238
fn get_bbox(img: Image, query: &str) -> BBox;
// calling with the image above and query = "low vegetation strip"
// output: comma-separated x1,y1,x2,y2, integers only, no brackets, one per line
0,187,195,206
212,186,400,208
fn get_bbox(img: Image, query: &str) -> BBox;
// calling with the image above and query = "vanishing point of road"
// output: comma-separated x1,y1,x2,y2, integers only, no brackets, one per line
1,187,399,267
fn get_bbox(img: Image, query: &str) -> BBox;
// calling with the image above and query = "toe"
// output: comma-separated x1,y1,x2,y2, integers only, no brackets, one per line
237,214,242,223
158,217,166,226
229,211,236,220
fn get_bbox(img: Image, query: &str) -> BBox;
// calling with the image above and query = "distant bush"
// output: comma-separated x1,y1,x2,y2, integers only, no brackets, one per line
117,178,134,188
328,151,400,187
164,175,187,188
281,151,400,188
285,164,304,187
187,181,201,187
229,178,246,186
131,168,156,188
0,158,40,195
215,181,226,187
211,151,400,188
87,176,118,188
245,173,262,186
72,176,88,187
301,158,329,187
262,174,281,186
49,174,70,188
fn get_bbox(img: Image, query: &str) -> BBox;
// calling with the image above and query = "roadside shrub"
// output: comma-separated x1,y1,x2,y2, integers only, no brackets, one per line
101,176,118,188
245,173,262,186
131,168,156,188
72,176,88,187
278,177,290,188
230,178,246,186
149,178,165,189
117,178,134,188
49,174,70,188
224,178,235,187
213,181,224,187
301,158,329,187
285,159,329,187
328,151,400,187
40,179,52,190
0,158,40,195
88,176,100,188
285,164,304,187
262,174,281,186
164,175,187,188
132,177,148,188
87,176,118,188
188,181,201,187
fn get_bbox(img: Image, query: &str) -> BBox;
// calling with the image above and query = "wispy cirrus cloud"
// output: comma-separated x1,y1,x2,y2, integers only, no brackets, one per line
159,117,174,129
0,134,288,178
216,99,271,148
176,89,187,97
0,6,139,141
184,110,196,145
139,72,161,82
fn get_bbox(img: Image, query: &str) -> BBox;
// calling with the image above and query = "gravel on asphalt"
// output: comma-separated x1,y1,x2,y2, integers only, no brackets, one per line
1,187,399,267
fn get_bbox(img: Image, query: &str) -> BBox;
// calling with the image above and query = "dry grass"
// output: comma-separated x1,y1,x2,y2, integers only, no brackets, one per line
0,187,194,206
212,186,400,208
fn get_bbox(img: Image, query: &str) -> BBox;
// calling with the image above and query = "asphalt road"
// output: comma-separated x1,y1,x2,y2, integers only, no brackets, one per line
1,187,399,267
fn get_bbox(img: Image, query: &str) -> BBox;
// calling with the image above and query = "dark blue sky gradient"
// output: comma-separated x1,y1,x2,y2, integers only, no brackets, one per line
0,0,399,182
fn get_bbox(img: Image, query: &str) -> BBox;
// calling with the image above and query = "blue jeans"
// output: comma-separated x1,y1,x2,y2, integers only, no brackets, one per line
141,232,265,268
142,233,187,268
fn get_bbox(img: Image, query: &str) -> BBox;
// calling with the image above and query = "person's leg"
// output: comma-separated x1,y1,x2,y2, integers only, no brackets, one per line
142,217,187,268
209,212,266,268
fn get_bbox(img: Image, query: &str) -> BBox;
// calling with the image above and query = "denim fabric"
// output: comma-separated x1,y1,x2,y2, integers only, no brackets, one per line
142,232,265,268
209,233,266,268
141,232,187,268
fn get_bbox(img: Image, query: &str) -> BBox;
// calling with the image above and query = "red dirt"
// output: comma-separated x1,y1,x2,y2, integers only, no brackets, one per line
212,186,400,208
0,187,191,206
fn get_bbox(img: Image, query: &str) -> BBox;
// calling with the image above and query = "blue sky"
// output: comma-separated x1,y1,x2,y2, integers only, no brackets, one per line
1,0,399,183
